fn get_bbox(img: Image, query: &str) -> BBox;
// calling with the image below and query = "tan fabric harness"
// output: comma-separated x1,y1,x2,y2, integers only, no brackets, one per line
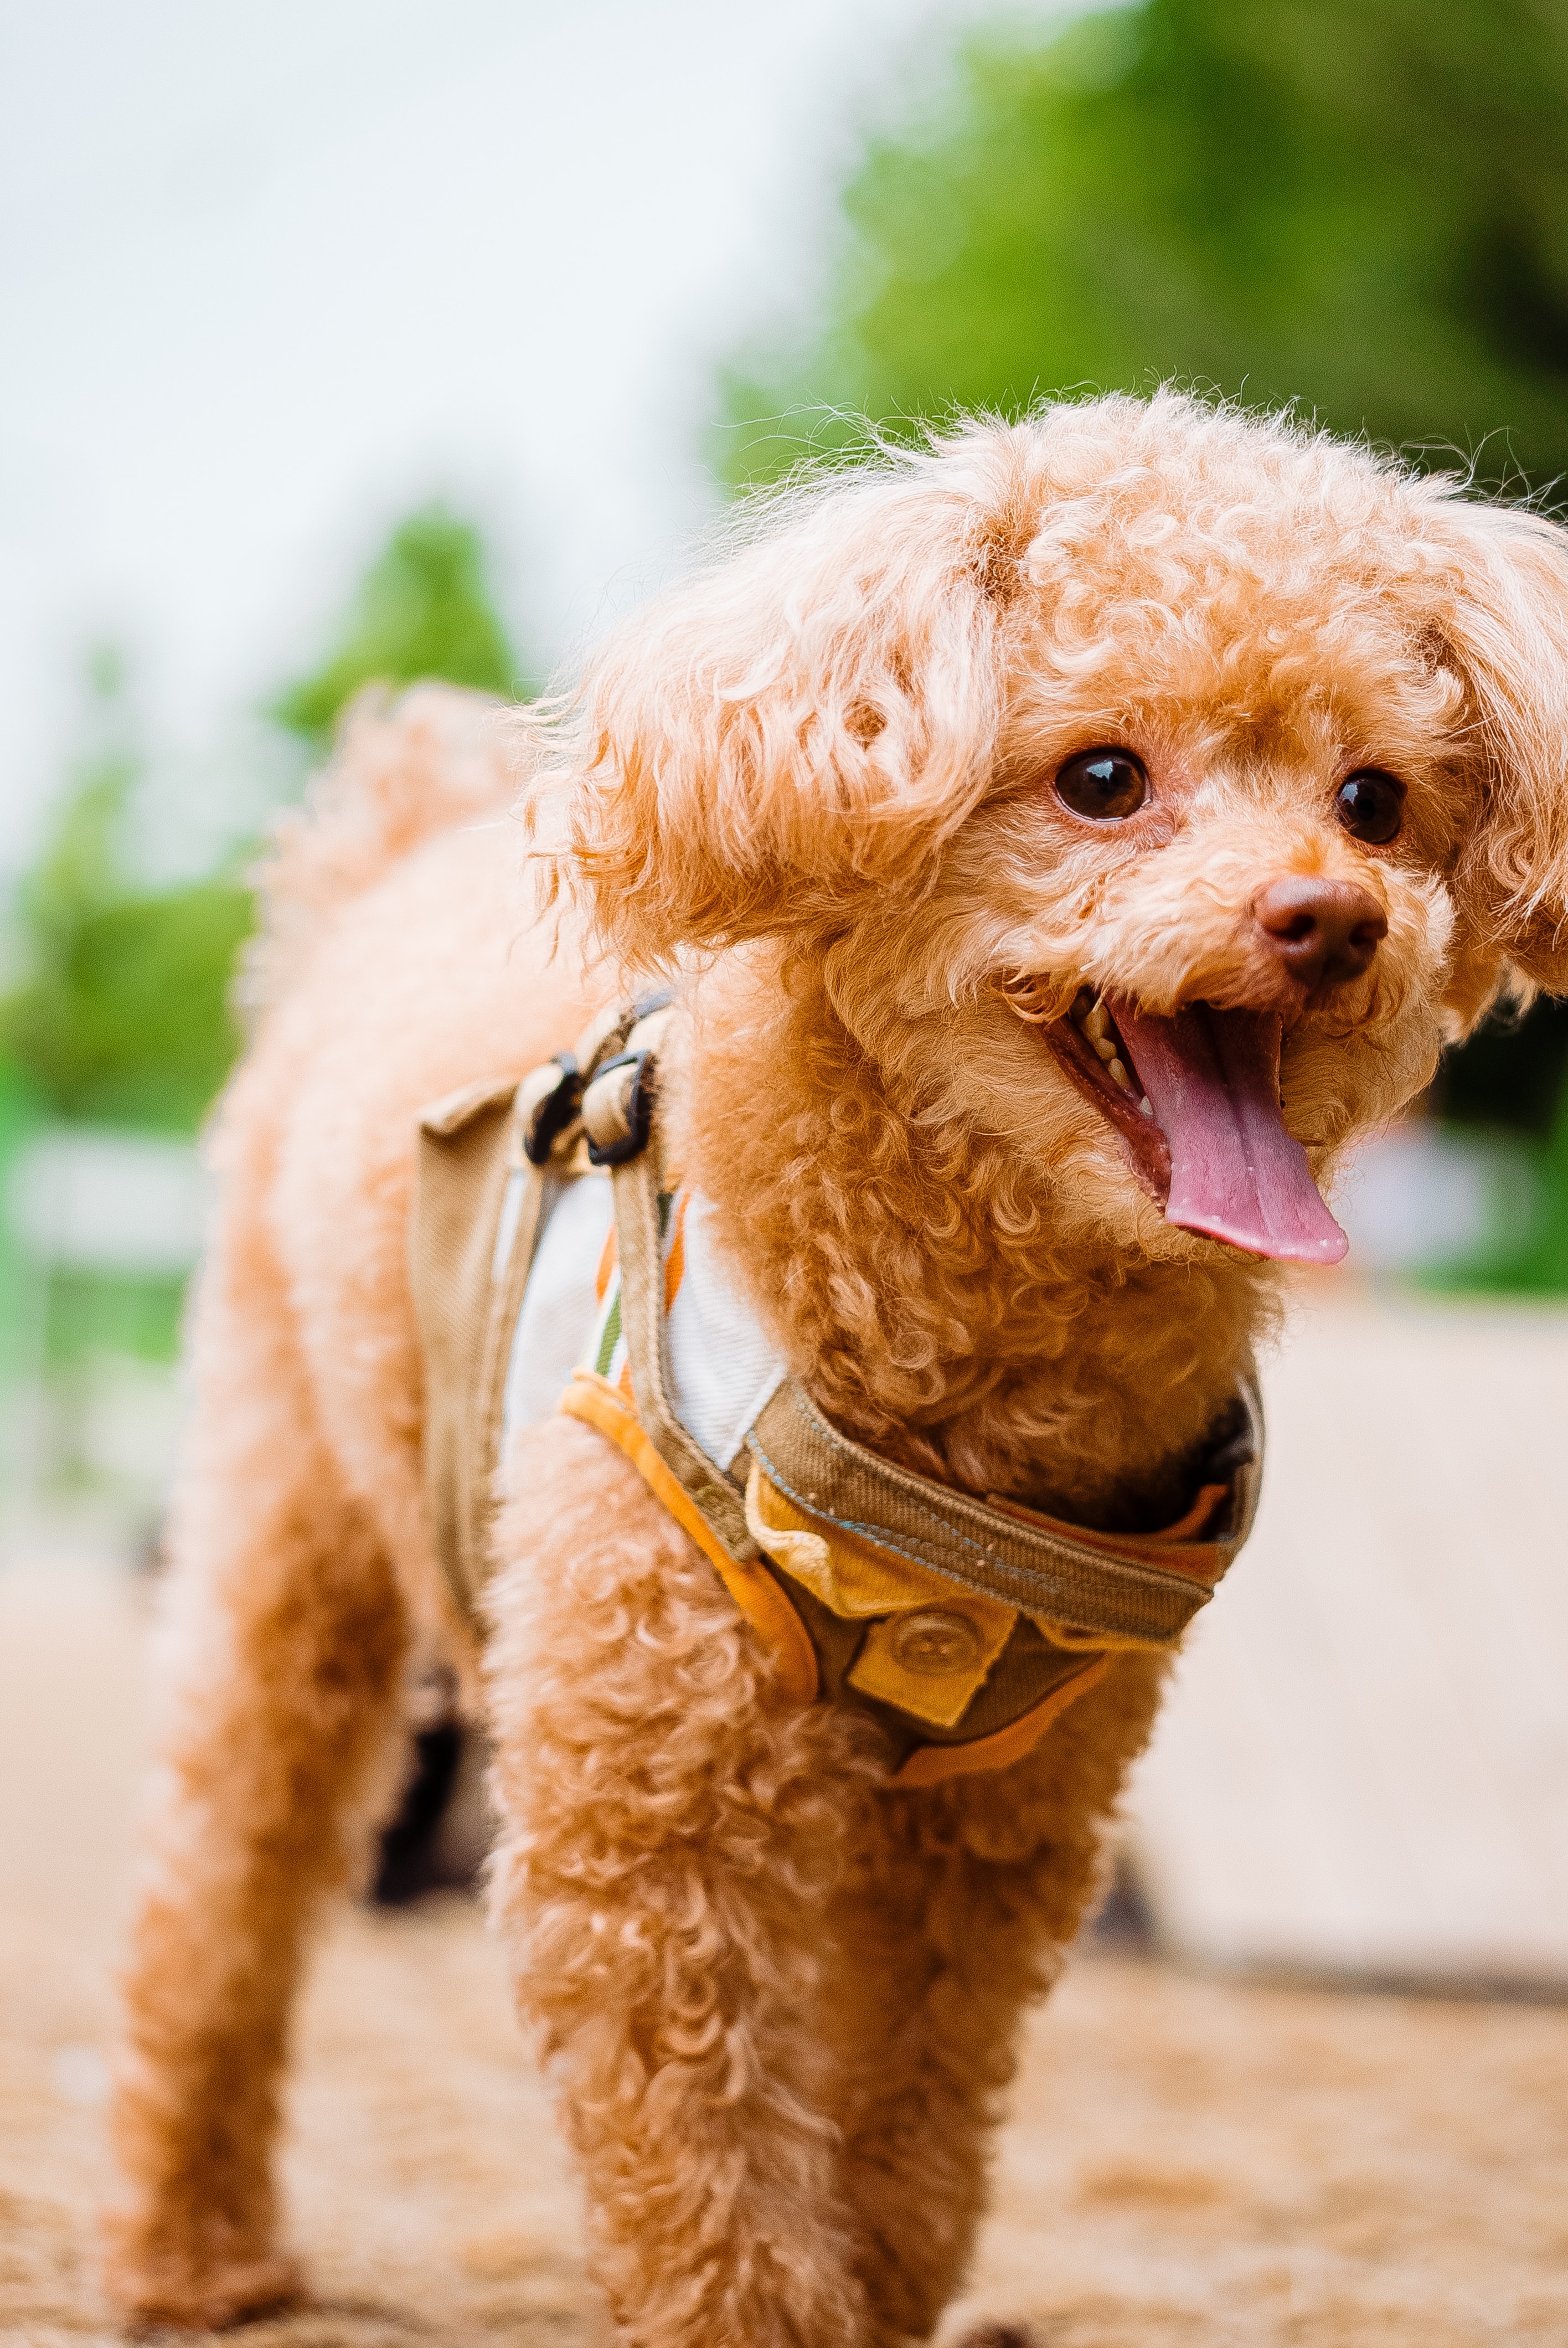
410,1000,1264,1785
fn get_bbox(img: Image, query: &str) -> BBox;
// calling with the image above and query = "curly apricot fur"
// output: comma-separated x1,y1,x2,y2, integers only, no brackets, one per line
108,397,1568,2344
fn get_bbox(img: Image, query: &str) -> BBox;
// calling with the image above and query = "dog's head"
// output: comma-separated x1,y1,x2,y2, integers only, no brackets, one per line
559,393,1568,1267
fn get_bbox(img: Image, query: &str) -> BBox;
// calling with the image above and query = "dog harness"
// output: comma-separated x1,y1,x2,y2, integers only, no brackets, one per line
410,998,1264,1786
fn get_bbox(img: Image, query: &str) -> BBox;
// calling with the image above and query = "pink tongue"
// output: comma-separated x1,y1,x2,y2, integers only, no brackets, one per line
1110,1001,1348,1265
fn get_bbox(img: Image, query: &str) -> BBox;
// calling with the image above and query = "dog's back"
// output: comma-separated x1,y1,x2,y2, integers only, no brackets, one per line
205,685,604,1635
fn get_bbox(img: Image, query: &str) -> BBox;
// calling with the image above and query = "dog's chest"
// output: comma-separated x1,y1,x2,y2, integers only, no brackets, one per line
410,1022,1263,1788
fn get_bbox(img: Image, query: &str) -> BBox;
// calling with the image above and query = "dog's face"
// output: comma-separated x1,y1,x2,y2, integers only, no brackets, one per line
866,539,1467,1266
564,394,1568,1269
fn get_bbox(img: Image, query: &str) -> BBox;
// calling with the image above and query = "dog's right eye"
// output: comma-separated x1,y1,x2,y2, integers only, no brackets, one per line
1054,747,1149,821
1335,768,1405,845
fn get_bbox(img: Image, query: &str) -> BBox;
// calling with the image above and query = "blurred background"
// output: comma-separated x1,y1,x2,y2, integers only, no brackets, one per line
5,0,1568,1970
7,8,1568,2336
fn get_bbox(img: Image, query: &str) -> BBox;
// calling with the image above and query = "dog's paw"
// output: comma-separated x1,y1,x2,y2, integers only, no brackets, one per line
101,2245,303,2334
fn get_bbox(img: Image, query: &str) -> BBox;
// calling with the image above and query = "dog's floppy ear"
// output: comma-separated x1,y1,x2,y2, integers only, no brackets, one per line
1428,498,1568,995
559,450,1024,969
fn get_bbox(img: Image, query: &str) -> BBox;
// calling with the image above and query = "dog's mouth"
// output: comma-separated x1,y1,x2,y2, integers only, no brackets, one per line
1046,988,1348,1265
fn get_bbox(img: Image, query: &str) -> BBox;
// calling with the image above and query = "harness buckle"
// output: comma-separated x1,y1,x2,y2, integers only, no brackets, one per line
520,1053,584,1166
583,1050,657,1166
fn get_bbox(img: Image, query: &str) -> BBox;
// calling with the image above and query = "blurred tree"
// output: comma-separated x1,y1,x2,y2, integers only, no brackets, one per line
0,650,252,1132
2,508,523,1140
274,505,522,748
724,0,1568,491
0,1055,44,1381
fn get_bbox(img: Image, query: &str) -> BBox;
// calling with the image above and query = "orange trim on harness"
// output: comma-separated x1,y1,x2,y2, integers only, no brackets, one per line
891,1654,1113,1789
594,1219,618,1305
560,1368,820,1707
663,1190,690,1314
983,1484,1232,1586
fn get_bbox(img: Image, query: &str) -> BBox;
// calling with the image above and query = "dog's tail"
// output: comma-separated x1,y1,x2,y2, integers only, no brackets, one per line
243,683,521,1012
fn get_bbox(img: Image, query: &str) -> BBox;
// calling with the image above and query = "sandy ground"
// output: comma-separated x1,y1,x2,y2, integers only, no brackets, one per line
4,1558,1567,2348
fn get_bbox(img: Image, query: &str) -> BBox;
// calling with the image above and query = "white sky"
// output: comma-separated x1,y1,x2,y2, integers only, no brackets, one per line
0,0,1060,881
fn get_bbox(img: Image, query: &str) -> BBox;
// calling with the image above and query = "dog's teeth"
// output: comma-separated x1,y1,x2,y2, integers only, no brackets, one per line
1091,1034,1118,1064
1108,1056,1132,1091
1083,1001,1110,1046
1139,1095,1153,1117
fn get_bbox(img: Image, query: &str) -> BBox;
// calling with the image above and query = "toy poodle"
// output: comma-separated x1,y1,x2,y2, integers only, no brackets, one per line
105,392,1568,2347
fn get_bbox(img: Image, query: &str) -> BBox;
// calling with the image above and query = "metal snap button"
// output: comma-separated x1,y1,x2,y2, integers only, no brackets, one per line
888,1610,982,1675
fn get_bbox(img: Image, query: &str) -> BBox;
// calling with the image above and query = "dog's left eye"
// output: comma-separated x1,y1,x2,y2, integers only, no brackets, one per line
1054,747,1148,821
1335,769,1406,845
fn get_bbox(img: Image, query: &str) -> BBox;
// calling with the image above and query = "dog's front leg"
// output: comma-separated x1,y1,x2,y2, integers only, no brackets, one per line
488,1417,881,2348
104,1244,409,2330
826,1653,1169,2346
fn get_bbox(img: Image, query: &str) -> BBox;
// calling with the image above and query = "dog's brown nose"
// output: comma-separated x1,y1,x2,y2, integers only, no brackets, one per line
1253,877,1388,991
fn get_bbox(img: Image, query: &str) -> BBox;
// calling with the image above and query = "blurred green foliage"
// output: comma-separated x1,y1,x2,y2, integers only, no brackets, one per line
274,506,521,749
1423,1001,1568,1294
0,1059,43,1382
1,508,522,1142
40,1269,188,1369
1505,1098,1568,1290
725,0,1568,489
0,652,251,1132
1433,996,1568,1137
